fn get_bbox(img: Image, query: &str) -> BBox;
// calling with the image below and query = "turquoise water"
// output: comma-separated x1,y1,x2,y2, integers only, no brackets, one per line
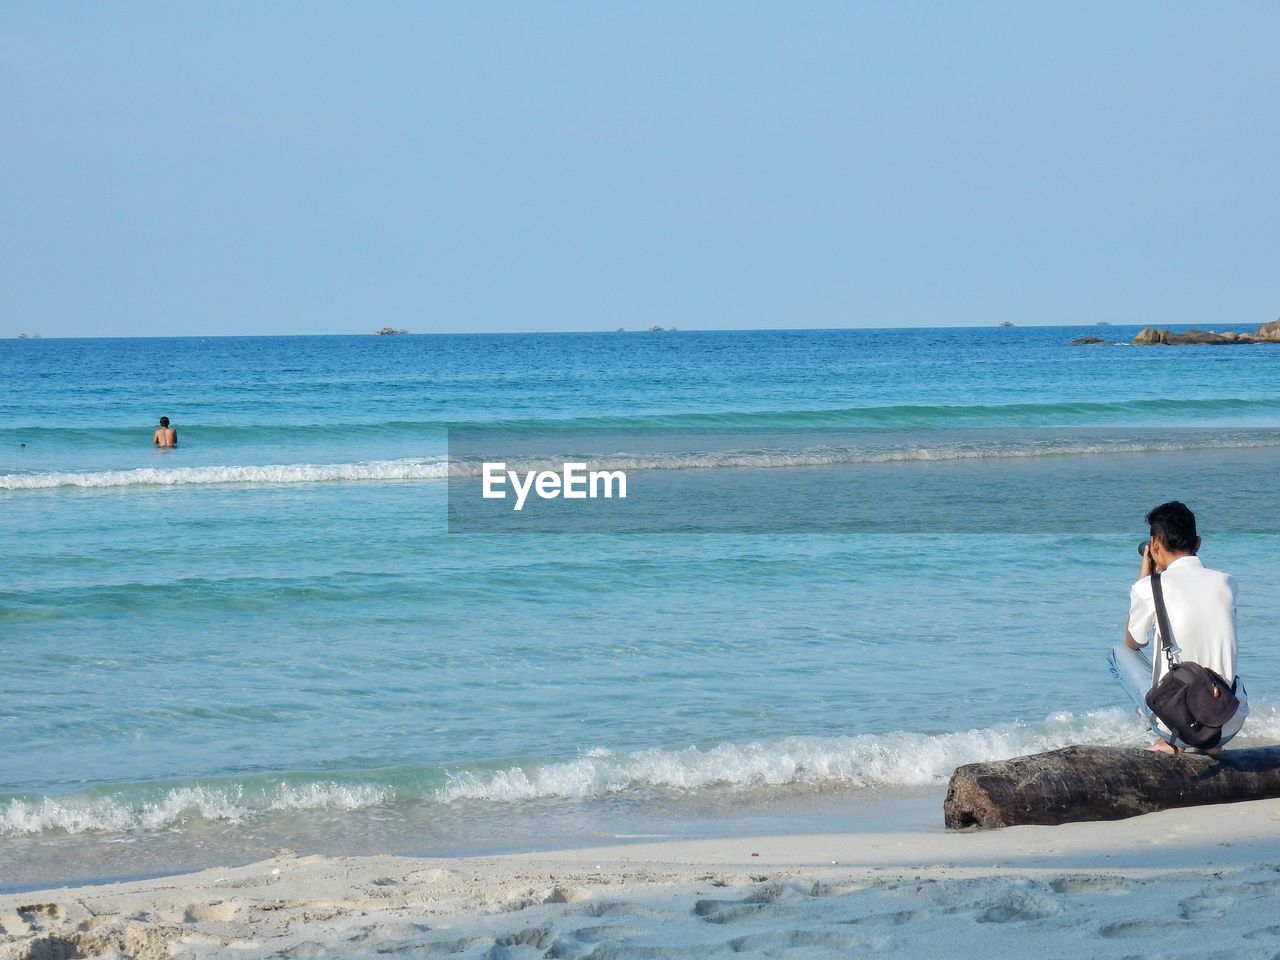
3,327,1279,887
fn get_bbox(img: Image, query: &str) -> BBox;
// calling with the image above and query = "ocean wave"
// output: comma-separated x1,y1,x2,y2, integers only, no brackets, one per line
6,705,1277,836
437,705,1280,803
434,708,1158,802
5,432,1279,493
506,434,1280,475
0,781,393,837
0,458,448,491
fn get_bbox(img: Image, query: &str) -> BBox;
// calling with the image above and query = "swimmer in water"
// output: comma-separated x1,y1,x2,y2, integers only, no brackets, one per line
154,416,178,447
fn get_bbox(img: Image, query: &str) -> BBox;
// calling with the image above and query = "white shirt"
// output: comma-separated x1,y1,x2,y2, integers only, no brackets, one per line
1128,555,1243,698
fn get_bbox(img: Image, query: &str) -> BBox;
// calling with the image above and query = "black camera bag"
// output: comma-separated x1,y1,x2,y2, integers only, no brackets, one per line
1143,571,1239,750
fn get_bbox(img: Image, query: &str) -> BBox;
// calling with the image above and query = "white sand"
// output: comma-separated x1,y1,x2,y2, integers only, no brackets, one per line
5,797,1280,959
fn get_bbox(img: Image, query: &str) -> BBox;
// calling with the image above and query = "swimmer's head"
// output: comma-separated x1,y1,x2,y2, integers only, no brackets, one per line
159,417,170,427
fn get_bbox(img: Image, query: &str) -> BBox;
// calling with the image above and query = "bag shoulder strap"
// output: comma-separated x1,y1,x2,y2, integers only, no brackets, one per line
1151,571,1179,670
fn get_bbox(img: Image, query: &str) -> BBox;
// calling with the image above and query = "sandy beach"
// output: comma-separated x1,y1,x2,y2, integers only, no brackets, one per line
6,795,1280,959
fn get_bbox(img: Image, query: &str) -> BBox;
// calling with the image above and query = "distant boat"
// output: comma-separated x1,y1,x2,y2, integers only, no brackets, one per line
1096,321,1112,327
375,327,409,336
999,321,1014,328
647,325,677,332
16,333,42,339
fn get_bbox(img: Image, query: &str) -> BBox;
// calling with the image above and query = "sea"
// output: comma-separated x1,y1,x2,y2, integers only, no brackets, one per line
2,325,1278,891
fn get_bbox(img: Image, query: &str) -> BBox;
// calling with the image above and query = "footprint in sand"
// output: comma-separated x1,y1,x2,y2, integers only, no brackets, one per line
554,923,646,946
410,934,509,957
1178,893,1235,920
840,908,918,927
726,929,893,953
181,900,243,923
1098,918,1208,939
931,878,1065,923
543,886,591,904
693,899,773,925
17,903,65,927
320,919,433,950
555,944,674,960
14,934,85,960
973,890,1065,925
1049,875,1135,895
493,924,557,951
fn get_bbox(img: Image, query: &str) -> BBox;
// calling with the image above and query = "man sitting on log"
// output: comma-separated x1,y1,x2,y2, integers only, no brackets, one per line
1108,500,1249,755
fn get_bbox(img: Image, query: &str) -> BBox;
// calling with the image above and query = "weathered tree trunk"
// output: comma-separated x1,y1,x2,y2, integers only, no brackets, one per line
945,744,1280,830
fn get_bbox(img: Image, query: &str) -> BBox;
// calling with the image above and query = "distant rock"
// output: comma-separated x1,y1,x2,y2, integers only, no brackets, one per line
1071,336,1117,346
1179,329,1233,345
1132,322,1280,346
1256,319,1280,342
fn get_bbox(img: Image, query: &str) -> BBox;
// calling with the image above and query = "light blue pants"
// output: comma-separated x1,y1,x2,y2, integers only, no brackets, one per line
1107,642,1167,739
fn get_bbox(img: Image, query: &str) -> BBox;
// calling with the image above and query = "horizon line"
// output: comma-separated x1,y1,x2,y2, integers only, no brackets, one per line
7,320,1272,342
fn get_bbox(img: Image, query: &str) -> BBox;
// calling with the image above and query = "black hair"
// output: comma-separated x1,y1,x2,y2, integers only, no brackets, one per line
159,417,170,427
1146,500,1198,554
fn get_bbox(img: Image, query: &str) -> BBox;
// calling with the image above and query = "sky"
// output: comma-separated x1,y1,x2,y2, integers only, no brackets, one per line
2,2,1278,337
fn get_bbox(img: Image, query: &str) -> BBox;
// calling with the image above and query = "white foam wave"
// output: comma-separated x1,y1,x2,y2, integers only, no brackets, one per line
1240,702,1280,741
0,458,448,491
0,781,393,836
435,707,1172,803
4,436,1277,493
443,434,1280,483
525,436,1280,475
7,706,1278,835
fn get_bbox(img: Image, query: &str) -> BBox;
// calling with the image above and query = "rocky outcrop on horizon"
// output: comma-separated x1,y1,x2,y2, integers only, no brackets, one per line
1132,319,1280,346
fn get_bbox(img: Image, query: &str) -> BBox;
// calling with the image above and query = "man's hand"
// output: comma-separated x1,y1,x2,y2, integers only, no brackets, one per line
1127,542,1156,649
1139,542,1156,580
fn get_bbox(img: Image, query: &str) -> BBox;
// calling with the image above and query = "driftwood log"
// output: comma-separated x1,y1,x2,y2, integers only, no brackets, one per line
945,744,1280,830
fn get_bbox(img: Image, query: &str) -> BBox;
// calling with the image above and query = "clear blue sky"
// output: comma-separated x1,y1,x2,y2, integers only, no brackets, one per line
3,3,1278,337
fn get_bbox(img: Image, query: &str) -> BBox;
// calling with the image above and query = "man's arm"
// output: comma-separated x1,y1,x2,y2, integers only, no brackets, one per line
1125,545,1157,649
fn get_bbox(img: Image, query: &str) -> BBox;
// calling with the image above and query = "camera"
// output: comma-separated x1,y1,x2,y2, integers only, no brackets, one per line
1137,542,1149,557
